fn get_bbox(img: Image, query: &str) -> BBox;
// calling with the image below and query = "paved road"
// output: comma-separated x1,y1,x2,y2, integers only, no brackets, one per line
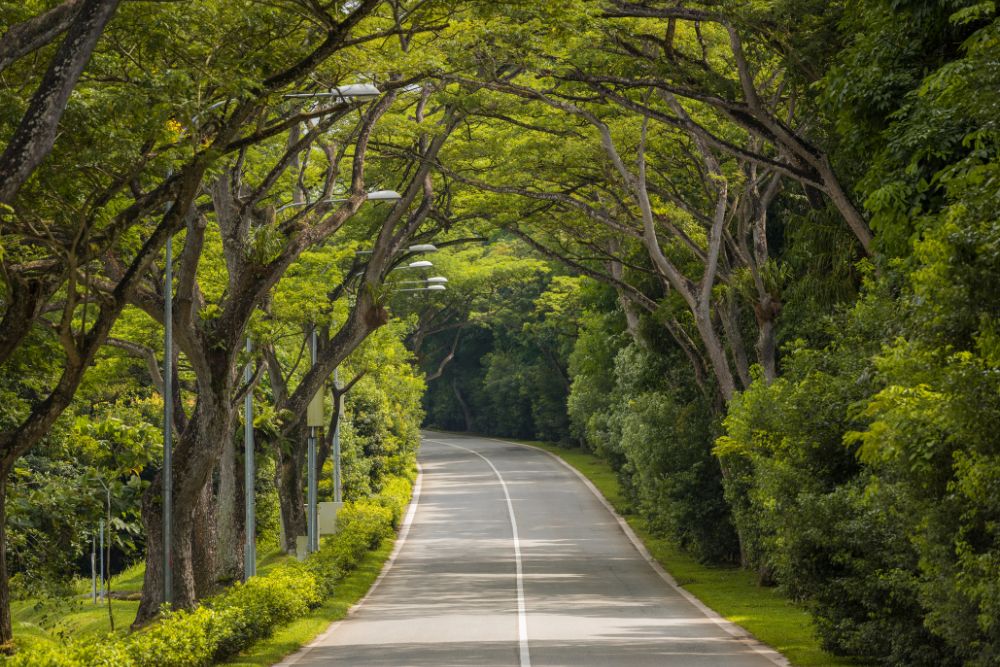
281,432,786,667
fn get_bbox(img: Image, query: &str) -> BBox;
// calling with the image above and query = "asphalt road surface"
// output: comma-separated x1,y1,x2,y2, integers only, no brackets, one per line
280,432,787,667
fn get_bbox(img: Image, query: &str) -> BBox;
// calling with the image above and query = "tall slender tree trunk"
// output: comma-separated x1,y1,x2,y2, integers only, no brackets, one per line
693,309,737,403
133,470,164,625
452,378,474,432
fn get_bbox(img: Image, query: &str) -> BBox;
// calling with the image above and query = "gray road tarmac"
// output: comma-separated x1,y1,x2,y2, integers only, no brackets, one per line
281,432,786,667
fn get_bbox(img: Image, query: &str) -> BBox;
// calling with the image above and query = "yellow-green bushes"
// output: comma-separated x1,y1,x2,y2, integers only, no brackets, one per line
5,476,411,667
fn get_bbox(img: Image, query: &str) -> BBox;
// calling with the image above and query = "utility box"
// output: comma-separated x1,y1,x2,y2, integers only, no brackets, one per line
306,390,325,427
318,501,344,535
295,535,308,562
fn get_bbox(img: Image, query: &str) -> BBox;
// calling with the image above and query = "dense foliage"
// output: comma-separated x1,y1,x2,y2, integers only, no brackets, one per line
2,0,998,664
3,473,411,666
414,2,1000,666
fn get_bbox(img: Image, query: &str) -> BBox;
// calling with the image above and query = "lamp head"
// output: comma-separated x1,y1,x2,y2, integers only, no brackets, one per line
366,189,402,202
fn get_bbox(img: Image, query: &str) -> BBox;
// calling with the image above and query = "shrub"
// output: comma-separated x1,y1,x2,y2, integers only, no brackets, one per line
376,475,413,527
4,475,412,667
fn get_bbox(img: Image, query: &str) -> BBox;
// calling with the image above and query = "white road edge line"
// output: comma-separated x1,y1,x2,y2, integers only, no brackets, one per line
275,462,425,667
480,435,792,667
425,437,532,667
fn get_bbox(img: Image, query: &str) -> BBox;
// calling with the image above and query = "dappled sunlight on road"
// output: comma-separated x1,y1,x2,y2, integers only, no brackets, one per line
283,433,784,667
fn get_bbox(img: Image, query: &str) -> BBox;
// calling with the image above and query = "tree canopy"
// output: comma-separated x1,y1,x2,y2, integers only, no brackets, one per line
1,0,999,664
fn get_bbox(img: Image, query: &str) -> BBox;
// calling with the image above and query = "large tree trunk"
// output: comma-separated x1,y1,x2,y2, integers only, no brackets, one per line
134,394,234,624
133,470,165,625
754,297,780,384
191,482,217,597
276,431,306,554
213,437,245,585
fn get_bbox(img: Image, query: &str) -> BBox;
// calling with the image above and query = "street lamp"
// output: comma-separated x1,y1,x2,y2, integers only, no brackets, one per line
164,86,390,589
275,189,402,213
283,83,381,101
354,243,437,256
397,260,433,270
397,284,447,293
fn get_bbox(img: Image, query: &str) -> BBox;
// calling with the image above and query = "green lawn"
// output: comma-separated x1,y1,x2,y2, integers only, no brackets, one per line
520,440,863,667
9,563,144,653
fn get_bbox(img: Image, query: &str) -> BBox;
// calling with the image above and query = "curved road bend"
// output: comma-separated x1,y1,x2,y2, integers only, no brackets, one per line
280,432,787,667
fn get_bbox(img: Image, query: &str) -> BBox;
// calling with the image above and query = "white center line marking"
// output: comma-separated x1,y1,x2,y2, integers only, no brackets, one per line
426,437,532,667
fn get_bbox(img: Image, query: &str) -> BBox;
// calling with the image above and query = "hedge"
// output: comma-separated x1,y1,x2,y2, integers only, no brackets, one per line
5,475,411,667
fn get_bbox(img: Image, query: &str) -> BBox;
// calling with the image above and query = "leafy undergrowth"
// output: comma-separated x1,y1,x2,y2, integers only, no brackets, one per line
223,539,393,666
2,474,413,667
521,440,861,667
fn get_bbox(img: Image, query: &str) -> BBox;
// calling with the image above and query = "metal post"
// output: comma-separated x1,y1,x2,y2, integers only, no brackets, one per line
91,532,97,604
307,329,318,552
332,367,342,503
98,518,105,601
163,233,173,605
244,337,256,579
105,484,111,595
308,428,316,552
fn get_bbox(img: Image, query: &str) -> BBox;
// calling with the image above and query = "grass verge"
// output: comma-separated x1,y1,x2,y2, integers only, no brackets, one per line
521,440,861,667
224,537,395,666
8,562,146,653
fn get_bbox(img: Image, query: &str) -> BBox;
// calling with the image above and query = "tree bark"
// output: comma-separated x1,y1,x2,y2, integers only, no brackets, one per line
452,378,474,432
0,0,84,73
213,436,245,585
191,481,217,597
0,0,122,204
719,300,752,390
755,307,778,383
276,430,307,553
134,389,236,623
133,470,164,624
0,275,59,368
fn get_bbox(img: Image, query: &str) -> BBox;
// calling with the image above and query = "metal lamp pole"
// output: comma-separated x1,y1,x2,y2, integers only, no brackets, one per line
332,367,342,503
307,329,319,553
243,337,256,579
163,232,173,605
